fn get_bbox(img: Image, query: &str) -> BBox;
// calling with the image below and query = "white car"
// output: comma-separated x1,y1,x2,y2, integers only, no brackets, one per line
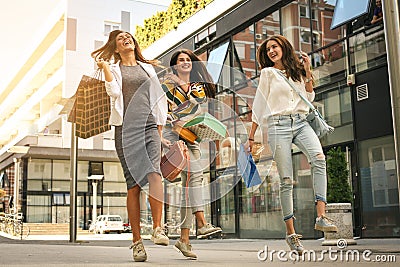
93,215,124,234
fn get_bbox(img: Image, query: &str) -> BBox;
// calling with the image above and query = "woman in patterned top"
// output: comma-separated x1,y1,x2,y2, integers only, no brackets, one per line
161,49,221,259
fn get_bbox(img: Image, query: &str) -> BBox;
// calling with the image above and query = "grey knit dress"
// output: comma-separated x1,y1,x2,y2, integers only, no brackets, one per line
114,64,161,189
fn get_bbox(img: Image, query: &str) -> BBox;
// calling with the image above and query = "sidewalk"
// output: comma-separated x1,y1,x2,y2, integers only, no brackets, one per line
0,234,399,266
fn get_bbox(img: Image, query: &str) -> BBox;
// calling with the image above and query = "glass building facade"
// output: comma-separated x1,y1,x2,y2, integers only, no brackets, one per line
156,0,399,239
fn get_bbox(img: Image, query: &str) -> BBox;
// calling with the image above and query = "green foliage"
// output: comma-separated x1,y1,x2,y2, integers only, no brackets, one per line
135,0,214,49
327,147,353,203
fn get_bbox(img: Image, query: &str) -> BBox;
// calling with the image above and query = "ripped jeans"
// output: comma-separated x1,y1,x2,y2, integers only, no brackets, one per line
267,113,327,221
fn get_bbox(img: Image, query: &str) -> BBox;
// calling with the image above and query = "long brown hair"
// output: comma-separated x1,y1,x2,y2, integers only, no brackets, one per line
257,35,306,83
169,49,216,98
91,30,158,66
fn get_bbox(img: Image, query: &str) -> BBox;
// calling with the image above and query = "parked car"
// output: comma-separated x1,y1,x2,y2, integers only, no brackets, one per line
123,222,131,233
122,219,153,234
93,215,124,234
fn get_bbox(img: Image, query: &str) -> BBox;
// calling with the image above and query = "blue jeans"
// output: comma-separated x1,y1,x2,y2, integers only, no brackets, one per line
267,113,327,221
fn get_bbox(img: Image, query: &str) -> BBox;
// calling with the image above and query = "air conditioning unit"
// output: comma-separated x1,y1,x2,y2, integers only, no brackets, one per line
256,33,262,40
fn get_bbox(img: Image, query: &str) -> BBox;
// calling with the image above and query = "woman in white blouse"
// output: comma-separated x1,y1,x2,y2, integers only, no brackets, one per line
248,35,337,255
92,30,168,262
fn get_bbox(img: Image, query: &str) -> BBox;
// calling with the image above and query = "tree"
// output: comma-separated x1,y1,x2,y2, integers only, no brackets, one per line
327,147,352,203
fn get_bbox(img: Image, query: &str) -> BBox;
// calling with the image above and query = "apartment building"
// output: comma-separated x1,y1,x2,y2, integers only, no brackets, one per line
0,0,168,228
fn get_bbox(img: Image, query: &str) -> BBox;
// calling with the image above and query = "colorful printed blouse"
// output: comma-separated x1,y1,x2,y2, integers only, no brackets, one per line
161,79,207,121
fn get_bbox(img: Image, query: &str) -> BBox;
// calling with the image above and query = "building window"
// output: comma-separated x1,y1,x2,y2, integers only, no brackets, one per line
195,24,217,49
299,5,318,21
359,136,400,237
300,5,307,18
248,24,254,34
206,42,230,84
300,28,319,45
250,45,255,61
368,145,398,207
104,22,120,36
235,43,245,60
67,18,77,51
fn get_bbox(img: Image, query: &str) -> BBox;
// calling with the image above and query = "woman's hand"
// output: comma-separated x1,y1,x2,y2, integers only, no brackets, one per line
161,137,172,149
166,73,189,92
96,58,110,70
177,140,188,155
244,139,254,153
96,58,113,82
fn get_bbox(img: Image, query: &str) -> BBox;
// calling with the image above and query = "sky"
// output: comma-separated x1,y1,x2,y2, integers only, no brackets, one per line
0,0,171,94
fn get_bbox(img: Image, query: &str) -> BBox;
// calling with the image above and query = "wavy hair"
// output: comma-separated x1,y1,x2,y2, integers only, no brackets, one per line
169,49,216,98
91,30,157,66
257,35,307,83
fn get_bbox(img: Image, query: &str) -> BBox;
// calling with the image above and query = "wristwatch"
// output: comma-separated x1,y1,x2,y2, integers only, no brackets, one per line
305,77,313,83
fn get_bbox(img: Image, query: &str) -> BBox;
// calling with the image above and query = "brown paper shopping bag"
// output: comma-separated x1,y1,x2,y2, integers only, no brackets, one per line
68,71,111,138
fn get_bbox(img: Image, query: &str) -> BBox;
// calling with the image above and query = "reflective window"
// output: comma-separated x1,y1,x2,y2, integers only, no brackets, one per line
311,41,347,87
359,136,400,237
28,159,52,179
218,170,236,234
233,25,257,81
255,10,280,42
349,25,386,73
27,205,51,223
291,152,318,237
313,1,346,50
300,28,319,45
314,84,354,146
282,1,309,54
239,159,285,238
207,42,230,85
28,159,52,191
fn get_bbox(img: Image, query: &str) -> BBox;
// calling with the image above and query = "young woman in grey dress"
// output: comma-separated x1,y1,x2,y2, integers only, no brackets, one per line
92,30,168,262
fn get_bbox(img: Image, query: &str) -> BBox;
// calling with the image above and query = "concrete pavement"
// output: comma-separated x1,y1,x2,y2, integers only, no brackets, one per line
0,234,399,266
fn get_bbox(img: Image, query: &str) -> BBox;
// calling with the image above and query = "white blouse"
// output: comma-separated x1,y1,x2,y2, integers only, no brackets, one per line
251,67,315,125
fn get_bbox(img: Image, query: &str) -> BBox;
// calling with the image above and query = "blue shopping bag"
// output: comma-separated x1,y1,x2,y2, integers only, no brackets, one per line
237,144,262,188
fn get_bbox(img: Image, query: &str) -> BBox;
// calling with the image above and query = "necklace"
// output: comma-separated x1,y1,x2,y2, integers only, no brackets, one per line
273,67,285,73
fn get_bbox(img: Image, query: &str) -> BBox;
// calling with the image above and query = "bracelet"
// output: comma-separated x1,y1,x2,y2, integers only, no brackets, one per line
248,138,254,141
305,77,313,83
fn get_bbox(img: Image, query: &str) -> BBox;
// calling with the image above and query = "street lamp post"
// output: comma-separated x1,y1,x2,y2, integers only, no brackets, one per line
69,123,78,243
13,158,20,214
88,175,104,222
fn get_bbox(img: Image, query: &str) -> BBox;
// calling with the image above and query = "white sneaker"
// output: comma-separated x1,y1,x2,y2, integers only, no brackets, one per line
151,226,169,246
174,240,197,259
129,239,147,262
285,233,304,256
314,215,338,232
197,223,222,239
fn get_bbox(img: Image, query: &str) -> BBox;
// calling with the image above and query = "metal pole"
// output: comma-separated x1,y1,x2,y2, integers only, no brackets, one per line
107,196,110,215
69,122,78,242
13,158,20,214
382,0,400,207
92,181,98,222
